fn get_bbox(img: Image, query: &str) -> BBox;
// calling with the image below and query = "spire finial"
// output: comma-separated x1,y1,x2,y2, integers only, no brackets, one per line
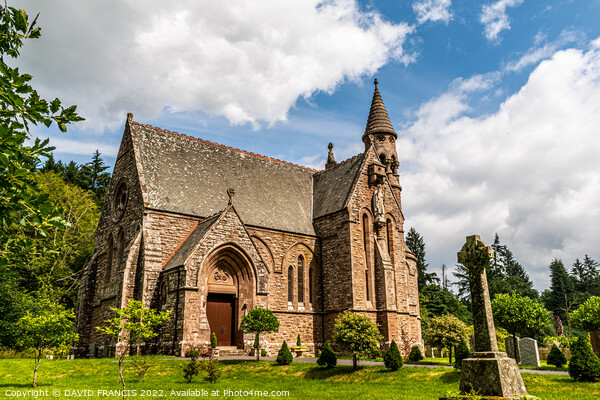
362,78,396,142
227,188,235,205
374,78,378,86
325,142,337,169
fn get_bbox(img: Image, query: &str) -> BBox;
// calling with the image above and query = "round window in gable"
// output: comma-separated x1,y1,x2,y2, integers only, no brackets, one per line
113,180,128,221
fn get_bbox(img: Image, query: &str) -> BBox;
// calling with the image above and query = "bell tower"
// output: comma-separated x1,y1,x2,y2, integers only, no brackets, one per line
362,79,400,183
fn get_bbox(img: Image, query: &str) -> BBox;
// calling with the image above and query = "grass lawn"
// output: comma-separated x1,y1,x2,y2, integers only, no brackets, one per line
1,357,598,400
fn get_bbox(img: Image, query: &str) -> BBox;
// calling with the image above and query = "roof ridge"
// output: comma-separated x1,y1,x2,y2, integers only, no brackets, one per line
313,152,364,176
130,120,317,172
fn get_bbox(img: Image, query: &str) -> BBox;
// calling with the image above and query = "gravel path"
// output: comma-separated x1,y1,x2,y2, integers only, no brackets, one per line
172,355,569,375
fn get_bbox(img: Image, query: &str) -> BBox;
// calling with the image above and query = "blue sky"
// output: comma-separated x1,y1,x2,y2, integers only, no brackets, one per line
17,0,600,291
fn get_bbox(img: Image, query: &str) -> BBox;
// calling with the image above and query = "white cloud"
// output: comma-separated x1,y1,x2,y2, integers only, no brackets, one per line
412,0,453,25
400,38,600,290
480,0,524,43
15,0,413,132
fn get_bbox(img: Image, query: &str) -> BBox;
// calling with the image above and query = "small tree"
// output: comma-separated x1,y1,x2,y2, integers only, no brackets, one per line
424,314,468,364
454,337,470,369
276,341,293,365
408,345,423,362
568,336,600,382
383,340,403,371
492,293,550,364
571,296,600,332
332,311,383,370
547,344,567,368
296,334,302,346
317,342,337,368
240,307,280,361
211,332,217,349
17,297,78,387
97,300,171,400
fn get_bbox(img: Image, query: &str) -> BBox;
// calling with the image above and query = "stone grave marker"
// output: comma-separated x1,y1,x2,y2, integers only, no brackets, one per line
520,338,541,367
456,235,527,398
505,335,520,360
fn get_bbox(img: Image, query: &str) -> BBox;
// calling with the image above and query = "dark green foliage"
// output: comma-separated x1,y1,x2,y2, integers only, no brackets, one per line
297,334,302,346
547,344,567,368
261,349,267,357
408,345,424,362
419,284,472,325
185,348,200,359
405,227,438,290
568,336,600,382
383,340,403,371
276,341,293,365
317,342,337,368
454,338,470,369
211,332,217,349
543,259,577,333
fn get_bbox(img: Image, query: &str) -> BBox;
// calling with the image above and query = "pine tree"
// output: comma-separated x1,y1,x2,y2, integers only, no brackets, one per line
276,341,293,365
547,344,567,368
405,227,437,290
568,336,600,382
454,337,470,369
317,342,337,368
543,259,577,334
383,340,403,371
408,345,423,362
81,150,111,204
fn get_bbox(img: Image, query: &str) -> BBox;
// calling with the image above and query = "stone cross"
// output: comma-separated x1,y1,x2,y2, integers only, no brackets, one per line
457,235,497,353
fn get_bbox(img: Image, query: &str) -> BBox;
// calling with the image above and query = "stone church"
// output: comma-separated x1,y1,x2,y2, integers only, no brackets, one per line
75,81,422,357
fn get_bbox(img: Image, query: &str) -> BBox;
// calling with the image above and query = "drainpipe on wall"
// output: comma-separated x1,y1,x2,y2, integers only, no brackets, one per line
172,267,181,355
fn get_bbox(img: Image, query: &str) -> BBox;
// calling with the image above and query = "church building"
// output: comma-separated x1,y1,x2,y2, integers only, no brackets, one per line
75,81,422,357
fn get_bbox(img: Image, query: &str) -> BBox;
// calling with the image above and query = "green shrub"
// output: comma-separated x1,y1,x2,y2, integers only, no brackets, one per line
317,342,337,368
185,348,200,359
261,349,267,357
383,340,403,371
568,336,600,382
547,344,567,368
408,345,423,362
276,341,293,365
199,353,221,383
297,334,302,346
211,332,217,349
181,359,201,383
454,338,470,369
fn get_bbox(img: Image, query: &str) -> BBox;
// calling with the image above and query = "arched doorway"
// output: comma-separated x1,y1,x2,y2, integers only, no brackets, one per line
203,245,255,347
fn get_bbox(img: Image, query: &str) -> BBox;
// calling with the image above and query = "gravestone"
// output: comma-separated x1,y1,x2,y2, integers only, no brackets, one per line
456,235,527,398
505,335,520,360
520,338,541,367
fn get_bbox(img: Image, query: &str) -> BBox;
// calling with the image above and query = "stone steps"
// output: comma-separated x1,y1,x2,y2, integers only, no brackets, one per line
217,346,245,356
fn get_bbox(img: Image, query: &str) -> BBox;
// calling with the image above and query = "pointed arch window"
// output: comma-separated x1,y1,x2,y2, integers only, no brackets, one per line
297,256,304,303
116,228,125,272
105,234,114,284
288,266,294,303
309,267,314,305
386,218,394,265
363,213,371,302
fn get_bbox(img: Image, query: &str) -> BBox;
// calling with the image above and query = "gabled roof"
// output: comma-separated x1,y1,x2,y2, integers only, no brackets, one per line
130,122,316,235
162,212,222,270
313,153,365,219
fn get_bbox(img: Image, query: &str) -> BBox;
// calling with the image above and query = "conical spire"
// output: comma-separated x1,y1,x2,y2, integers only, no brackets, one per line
362,79,396,141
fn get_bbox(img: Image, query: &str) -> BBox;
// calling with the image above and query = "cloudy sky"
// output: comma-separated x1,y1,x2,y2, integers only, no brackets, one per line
16,0,600,291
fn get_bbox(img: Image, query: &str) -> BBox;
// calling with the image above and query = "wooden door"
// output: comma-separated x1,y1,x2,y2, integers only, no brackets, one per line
206,293,235,346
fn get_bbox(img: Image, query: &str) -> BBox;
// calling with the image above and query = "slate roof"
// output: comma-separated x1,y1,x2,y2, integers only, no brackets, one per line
131,122,317,235
162,212,222,270
313,153,365,219
363,79,397,140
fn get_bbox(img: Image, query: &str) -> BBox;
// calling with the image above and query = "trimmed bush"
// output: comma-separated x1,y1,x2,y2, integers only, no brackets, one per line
568,336,600,382
276,341,293,365
547,344,567,368
454,338,470,369
317,342,337,368
211,332,217,349
383,340,403,371
261,349,268,357
408,345,424,362
297,334,302,346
